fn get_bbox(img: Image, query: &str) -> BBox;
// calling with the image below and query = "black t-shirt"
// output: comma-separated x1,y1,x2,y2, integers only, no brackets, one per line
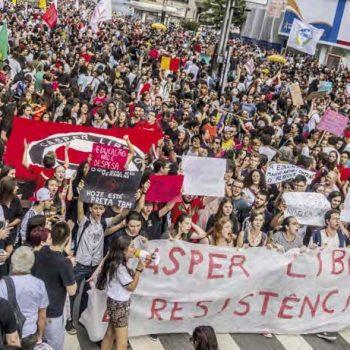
31,246,75,318
0,297,17,336
141,212,167,240
104,228,148,254
0,198,24,248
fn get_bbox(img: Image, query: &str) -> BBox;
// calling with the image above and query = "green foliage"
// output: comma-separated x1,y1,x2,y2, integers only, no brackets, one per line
181,20,200,32
199,0,247,29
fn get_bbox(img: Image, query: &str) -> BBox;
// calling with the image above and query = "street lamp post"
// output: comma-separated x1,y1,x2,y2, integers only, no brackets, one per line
161,0,167,23
212,0,235,89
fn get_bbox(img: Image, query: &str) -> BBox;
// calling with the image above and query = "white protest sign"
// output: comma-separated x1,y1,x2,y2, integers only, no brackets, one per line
182,156,226,197
283,192,330,226
340,191,350,222
244,58,255,75
266,163,315,185
346,83,350,97
81,240,350,338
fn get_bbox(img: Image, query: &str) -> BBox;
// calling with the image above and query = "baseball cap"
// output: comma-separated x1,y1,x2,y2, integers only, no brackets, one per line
35,188,51,202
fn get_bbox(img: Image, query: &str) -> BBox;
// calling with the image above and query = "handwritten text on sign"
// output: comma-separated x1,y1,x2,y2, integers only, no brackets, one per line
266,163,314,185
92,143,128,170
80,167,142,208
317,109,348,136
283,192,330,226
127,241,350,336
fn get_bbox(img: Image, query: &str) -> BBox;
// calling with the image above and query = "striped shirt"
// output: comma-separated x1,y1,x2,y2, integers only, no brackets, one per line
20,207,43,242
76,215,112,267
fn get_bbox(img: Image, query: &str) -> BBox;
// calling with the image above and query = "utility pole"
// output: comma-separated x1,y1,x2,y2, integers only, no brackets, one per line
212,0,235,88
160,0,167,23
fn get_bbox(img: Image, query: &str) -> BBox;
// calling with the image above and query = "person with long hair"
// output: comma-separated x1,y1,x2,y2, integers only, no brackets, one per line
211,217,236,247
326,150,339,171
170,214,207,242
0,166,16,180
27,226,52,251
104,102,117,127
237,211,267,248
45,177,65,218
206,198,239,234
242,169,266,206
328,191,343,210
190,326,218,350
0,177,23,276
272,216,304,252
97,235,145,350
116,111,128,128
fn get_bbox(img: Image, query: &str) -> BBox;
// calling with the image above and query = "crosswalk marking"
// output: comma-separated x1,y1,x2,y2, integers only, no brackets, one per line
65,331,350,350
216,334,241,350
339,328,350,344
129,336,165,350
275,334,314,350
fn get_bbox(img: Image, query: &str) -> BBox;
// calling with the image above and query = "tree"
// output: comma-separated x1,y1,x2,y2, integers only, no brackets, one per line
181,20,200,32
199,0,247,29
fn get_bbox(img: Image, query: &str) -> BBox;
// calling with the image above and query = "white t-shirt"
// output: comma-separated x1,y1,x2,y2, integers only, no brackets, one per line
106,264,133,302
259,146,277,162
0,275,49,338
307,112,320,132
320,230,340,248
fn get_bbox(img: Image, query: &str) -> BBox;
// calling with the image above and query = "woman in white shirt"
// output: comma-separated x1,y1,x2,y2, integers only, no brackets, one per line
97,235,145,350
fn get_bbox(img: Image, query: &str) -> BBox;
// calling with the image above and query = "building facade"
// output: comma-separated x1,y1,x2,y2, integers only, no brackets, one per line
128,0,199,22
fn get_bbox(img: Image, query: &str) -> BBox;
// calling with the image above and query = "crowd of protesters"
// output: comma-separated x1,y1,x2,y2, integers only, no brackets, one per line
0,0,350,349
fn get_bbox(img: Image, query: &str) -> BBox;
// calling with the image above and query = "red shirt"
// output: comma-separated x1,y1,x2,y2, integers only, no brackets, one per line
28,164,55,189
171,197,204,225
81,53,93,63
338,165,350,181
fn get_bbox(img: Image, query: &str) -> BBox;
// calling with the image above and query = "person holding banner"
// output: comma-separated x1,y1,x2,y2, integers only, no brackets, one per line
207,217,236,247
96,235,146,350
170,214,207,242
328,191,343,210
310,210,348,249
309,212,349,341
205,198,239,236
272,216,304,252
237,212,268,248
66,198,132,335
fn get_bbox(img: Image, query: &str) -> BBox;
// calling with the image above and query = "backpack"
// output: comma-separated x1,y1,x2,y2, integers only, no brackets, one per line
3,276,26,338
73,217,107,255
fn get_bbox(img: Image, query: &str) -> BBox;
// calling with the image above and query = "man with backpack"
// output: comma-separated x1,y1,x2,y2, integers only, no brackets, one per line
31,222,76,350
65,198,126,335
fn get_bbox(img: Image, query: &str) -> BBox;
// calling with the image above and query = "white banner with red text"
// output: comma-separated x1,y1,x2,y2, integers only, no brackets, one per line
81,240,350,339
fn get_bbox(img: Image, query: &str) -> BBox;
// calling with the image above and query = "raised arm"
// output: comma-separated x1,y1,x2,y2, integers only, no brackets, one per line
64,142,70,169
22,138,30,169
189,222,208,240
66,177,74,202
158,200,176,218
236,231,244,248
77,197,85,224
123,135,135,170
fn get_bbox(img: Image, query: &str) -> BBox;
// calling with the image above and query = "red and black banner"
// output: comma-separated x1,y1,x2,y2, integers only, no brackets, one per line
80,168,143,208
5,118,162,181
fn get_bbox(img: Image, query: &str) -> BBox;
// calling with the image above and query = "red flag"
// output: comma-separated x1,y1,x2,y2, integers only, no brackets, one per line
169,58,180,72
5,118,163,181
42,4,58,29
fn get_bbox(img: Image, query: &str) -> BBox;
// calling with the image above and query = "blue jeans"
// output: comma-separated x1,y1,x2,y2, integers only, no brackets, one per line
69,263,97,319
